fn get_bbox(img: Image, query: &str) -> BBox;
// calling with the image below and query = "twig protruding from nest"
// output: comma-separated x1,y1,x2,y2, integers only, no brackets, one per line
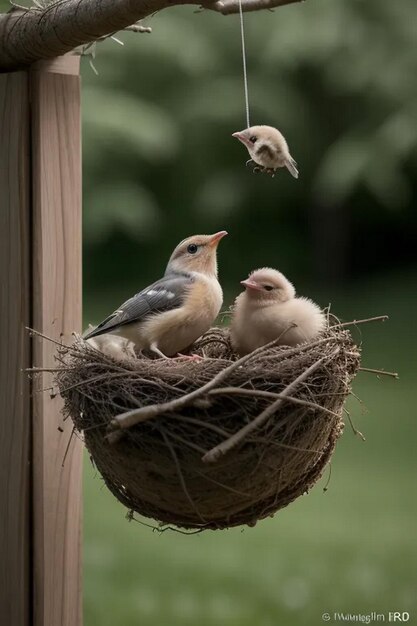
202,348,339,463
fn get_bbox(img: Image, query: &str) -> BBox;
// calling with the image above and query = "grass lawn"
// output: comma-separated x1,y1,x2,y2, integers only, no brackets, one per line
84,270,417,626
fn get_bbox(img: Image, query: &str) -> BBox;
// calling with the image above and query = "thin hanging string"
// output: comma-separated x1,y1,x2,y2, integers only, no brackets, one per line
238,0,251,129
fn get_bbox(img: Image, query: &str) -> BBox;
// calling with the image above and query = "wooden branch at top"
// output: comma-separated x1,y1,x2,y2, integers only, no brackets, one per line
0,0,303,72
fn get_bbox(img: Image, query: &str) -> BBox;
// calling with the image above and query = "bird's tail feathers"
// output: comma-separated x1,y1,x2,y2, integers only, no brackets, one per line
285,156,299,179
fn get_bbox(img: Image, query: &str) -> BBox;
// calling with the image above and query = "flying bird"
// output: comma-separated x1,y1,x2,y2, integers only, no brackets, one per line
232,125,299,178
230,267,325,355
84,231,228,358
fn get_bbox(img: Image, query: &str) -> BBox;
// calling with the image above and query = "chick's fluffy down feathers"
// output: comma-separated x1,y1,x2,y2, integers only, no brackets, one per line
231,293,326,355
86,333,136,360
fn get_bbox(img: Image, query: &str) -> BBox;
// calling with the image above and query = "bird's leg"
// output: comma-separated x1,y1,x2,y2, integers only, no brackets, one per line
175,352,204,362
248,163,277,177
251,163,271,175
149,343,169,359
245,158,262,174
149,344,202,361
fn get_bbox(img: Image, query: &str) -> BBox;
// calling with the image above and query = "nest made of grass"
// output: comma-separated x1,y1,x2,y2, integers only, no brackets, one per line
55,325,360,530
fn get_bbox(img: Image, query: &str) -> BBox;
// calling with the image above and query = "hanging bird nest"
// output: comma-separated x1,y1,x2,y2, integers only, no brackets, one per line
49,320,364,531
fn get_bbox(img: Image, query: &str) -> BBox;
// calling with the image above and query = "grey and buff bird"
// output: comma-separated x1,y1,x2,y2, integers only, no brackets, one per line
84,231,227,358
232,125,299,178
230,267,326,355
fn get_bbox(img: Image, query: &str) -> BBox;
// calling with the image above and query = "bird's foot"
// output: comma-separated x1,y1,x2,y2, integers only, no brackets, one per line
249,163,277,177
246,159,255,167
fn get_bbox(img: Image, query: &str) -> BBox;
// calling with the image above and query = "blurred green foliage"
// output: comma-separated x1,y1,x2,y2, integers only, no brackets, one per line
2,0,416,623
75,3,416,622
3,0,415,291
84,273,417,626
77,0,417,300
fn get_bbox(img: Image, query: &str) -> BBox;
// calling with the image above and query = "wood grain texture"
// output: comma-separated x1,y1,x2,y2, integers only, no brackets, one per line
0,72,31,626
32,55,81,76
31,57,83,626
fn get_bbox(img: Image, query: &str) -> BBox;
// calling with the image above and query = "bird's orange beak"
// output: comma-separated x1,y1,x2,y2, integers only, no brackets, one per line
232,131,251,148
241,279,263,291
208,231,228,247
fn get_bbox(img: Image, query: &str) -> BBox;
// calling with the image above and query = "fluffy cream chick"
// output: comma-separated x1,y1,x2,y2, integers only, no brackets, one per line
232,125,298,178
84,232,227,358
230,268,326,355
85,327,136,360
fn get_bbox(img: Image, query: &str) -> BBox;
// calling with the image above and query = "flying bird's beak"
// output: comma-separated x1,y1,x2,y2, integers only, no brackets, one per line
232,131,251,148
241,279,263,291
208,231,228,247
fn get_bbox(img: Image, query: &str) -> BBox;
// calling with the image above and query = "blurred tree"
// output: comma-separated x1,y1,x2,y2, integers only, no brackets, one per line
77,0,417,294
1,0,415,292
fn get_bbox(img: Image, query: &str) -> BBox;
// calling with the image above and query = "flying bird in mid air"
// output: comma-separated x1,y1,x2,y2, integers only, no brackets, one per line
232,125,299,178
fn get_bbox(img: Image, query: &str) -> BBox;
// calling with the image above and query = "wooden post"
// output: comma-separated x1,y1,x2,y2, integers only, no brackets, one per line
0,71,31,626
0,56,83,626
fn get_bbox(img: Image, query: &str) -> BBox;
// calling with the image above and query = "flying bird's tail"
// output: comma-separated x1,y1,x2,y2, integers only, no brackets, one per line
285,156,299,179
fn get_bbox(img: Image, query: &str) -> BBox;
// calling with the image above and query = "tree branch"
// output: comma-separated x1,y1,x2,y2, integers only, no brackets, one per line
0,0,303,72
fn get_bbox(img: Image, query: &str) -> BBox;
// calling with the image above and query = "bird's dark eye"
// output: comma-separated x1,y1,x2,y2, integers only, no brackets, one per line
187,244,198,254
264,285,274,291
250,136,257,143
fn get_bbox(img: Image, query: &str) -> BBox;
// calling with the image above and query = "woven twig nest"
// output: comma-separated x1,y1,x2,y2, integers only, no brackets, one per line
55,325,360,530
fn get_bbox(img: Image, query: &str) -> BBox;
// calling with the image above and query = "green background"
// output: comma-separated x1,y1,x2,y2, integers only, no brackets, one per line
2,0,416,623
79,1,417,622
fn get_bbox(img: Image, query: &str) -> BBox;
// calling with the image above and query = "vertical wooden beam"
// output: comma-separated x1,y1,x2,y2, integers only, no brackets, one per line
0,72,31,626
0,55,82,626
31,56,83,626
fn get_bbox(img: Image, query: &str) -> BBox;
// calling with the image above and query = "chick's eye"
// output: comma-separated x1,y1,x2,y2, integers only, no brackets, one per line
187,244,198,254
264,285,274,291
250,136,257,144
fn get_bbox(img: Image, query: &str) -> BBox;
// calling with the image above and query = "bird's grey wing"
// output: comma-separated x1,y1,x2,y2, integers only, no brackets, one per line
84,273,193,339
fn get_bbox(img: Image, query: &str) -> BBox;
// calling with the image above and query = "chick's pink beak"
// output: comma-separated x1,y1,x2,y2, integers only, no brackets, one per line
208,231,228,247
241,279,263,291
232,131,251,148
